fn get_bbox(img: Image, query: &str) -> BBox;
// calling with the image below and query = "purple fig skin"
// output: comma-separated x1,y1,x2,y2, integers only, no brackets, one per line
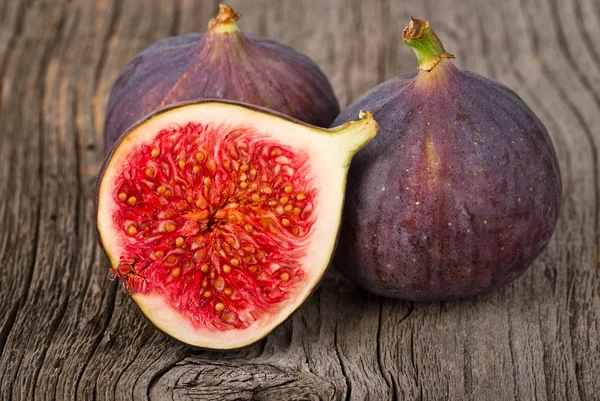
104,13,340,153
333,60,562,301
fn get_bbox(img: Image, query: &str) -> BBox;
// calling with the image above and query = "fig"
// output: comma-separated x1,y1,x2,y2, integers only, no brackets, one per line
104,4,340,153
95,100,377,348
333,19,562,301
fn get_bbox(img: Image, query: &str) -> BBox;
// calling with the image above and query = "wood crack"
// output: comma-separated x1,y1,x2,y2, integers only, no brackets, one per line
507,317,521,401
334,322,351,401
93,0,121,95
146,358,178,400
375,301,389,394
0,304,19,358
410,329,418,390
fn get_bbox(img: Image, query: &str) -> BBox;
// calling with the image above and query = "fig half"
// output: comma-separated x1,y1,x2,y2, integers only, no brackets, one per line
333,19,562,301
104,4,340,152
95,100,377,348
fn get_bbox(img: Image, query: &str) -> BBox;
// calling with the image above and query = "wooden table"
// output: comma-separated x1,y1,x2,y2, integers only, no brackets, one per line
0,0,597,400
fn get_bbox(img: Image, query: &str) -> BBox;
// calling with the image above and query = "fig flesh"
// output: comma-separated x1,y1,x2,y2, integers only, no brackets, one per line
95,100,377,348
104,4,340,153
333,19,562,301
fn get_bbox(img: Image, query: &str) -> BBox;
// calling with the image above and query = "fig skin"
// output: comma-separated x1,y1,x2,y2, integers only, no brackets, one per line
103,4,340,153
333,23,561,301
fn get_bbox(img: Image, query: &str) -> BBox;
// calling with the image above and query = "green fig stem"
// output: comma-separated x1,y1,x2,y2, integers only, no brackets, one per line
328,111,379,159
402,18,454,72
208,4,241,35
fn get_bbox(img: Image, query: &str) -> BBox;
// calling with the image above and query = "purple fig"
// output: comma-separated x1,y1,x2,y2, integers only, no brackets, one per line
333,18,562,301
104,4,340,152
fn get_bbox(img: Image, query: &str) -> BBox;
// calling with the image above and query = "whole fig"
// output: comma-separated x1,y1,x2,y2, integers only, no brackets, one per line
333,18,562,301
104,4,340,152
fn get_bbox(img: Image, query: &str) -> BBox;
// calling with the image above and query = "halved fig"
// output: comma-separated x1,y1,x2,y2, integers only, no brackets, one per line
96,100,377,349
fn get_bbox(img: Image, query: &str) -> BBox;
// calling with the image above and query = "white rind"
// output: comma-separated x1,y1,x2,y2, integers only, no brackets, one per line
97,101,376,349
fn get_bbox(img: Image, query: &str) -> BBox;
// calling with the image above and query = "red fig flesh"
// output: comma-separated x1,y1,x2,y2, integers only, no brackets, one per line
333,19,562,301
96,101,377,348
104,4,340,152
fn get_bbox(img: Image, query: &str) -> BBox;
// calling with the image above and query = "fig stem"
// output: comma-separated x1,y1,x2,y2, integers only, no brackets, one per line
402,18,454,72
328,111,379,158
208,4,241,35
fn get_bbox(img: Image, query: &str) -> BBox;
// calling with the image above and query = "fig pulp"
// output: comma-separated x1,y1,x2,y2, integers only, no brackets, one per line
104,4,340,153
95,101,377,348
333,19,562,301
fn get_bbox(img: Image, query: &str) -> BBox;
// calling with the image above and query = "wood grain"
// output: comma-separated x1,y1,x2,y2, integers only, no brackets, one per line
0,0,598,400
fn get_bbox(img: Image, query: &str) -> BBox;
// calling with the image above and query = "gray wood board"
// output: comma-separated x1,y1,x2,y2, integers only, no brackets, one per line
0,0,597,400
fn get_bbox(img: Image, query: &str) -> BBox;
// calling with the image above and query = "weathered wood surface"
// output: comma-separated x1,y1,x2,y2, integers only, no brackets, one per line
0,0,598,399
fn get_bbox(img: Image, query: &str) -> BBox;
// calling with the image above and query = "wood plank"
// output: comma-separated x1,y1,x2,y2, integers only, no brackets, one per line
0,0,597,400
